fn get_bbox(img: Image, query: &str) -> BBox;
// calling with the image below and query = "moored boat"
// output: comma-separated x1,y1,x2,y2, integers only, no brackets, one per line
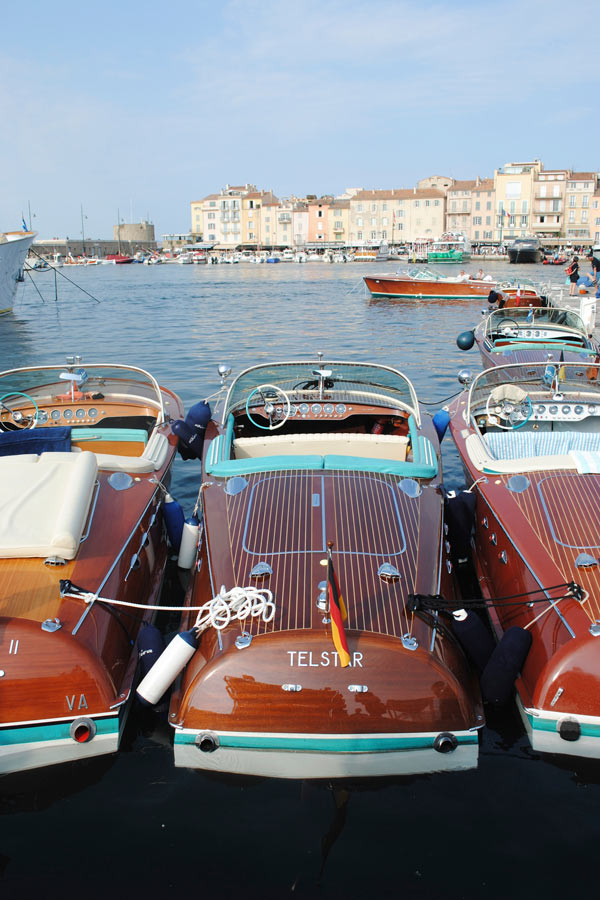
0,230,36,314
449,362,600,759
507,236,543,264
427,232,471,263
458,304,599,369
0,360,184,774
143,358,484,779
364,267,497,300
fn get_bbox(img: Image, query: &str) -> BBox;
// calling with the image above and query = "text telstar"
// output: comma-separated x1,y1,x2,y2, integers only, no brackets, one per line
287,651,364,667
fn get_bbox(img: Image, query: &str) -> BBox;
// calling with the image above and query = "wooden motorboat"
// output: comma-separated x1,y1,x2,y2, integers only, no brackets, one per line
459,305,600,369
155,359,483,779
363,267,501,300
448,362,600,759
0,360,183,774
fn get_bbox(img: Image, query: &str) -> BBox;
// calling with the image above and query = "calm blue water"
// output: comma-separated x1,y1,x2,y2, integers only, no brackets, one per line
1,261,596,899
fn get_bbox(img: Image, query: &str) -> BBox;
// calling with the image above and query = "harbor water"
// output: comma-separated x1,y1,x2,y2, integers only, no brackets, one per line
1,261,598,899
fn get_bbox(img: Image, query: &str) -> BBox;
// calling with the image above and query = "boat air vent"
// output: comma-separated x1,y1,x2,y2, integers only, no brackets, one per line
44,556,66,567
378,563,401,583
69,717,96,744
506,475,530,493
401,633,418,651
250,562,273,579
224,476,247,496
41,618,62,633
235,632,252,650
348,685,368,693
282,684,302,692
108,472,134,491
196,732,219,752
576,553,599,568
398,478,421,498
499,551,508,564
434,732,458,754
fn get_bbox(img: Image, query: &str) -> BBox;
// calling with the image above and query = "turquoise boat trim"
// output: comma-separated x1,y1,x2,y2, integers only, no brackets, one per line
323,455,437,478
0,716,119,746
526,712,600,739
492,343,593,356
71,427,148,444
174,731,478,752
207,454,325,476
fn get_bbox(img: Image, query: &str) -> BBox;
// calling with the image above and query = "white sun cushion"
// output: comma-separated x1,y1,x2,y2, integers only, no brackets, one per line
0,451,98,559
234,432,409,461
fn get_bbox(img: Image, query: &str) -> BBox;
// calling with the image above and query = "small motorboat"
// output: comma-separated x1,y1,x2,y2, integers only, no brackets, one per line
457,304,600,368
142,358,484,779
448,362,600,759
507,236,543,264
0,359,184,774
364,267,498,300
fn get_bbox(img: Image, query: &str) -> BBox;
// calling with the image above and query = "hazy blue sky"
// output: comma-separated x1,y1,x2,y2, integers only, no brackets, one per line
3,0,598,239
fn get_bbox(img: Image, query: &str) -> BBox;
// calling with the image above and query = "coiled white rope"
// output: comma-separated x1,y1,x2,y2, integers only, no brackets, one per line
61,583,276,632
194,586,275,633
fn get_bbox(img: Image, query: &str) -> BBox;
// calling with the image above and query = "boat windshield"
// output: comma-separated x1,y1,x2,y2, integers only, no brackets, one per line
486,306,586,335
0,364,166,419
225,360,420,424
467,361,600,421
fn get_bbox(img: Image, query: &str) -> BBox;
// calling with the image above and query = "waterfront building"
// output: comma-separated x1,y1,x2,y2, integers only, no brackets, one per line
191,184,257,249
493,160,542,244
307,196,333,244
592,187,600,246
565,173,598,246
327,199,350,247
531,168,568,243
349,188,445,245
469,178,495,244
446,180,476,238
112,220,155,245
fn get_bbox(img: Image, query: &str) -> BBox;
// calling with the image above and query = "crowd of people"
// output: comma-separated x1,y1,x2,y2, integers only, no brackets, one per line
566,249,600,298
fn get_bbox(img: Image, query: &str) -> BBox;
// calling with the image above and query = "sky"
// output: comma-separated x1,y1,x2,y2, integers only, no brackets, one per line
2,0,598,240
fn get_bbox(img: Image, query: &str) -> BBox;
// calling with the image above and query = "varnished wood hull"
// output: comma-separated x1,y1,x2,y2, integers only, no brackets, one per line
364,275,495,300
450,390,600,758
0,367,184,773
169,400,483,778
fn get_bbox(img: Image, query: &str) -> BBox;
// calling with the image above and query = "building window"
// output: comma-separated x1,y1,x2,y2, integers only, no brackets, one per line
209,201,216,207
371,217,376,226
425,200,430,207
335,221,342,229
569,195,576,207
475,201,481,210
521,216,528,226
370,231,376,239
318,210,323,217
357,204,363,212
414,200,420,207
582,210,588,223
473,217,482,225
382,230,387,239
357,217,363,226
208,212,215,219
208,234,215,241
474,230,480,239
486,216,491,225
434,200,440,206
357,231,363,240
569,210,575,223
583,196,589,207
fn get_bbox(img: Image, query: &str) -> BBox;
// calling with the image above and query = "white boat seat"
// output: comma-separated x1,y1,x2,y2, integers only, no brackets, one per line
233,432,409,461
0,451,98,559
71,430,169,472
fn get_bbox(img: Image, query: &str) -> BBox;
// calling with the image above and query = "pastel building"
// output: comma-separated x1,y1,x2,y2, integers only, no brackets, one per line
493,160,542,242
565,173,598,245
531,168,568,240
349,189,445,245
307,196,333,244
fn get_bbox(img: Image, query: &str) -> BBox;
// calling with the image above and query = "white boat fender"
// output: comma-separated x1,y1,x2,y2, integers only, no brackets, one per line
164,493,185,551
178,515,200,569
480,626,532,706
136,628,198,706
136,623,165,706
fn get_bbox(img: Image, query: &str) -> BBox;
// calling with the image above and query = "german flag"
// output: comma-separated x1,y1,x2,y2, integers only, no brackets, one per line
327,544,350,667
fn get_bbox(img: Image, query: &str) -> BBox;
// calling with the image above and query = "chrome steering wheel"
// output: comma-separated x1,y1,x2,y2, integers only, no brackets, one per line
497,317,519,338
0,391,39,430
246,384,291,431
486,388,532,431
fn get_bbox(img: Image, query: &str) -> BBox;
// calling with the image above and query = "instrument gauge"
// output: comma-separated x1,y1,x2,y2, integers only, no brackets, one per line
549,405,558,415
588,404,597,415
536,405,545,415
323,403,334,416
574,405,584,415
299,403,309,416
50,409,61,421
562,405,571,415
63,409,74,420
75,408,86,419
311,404,322,416
289,404,297,417
335,403,346,415
37,410,48,424
88,408,98,418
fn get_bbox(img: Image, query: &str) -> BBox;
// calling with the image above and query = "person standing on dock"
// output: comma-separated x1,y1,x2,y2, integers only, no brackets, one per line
566,255,579,296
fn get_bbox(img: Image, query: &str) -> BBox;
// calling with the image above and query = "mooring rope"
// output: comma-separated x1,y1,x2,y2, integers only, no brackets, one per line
408,580,586,614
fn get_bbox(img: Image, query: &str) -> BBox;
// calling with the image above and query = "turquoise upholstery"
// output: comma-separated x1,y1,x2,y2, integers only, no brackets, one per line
323,455,437,477
206,455,324,476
